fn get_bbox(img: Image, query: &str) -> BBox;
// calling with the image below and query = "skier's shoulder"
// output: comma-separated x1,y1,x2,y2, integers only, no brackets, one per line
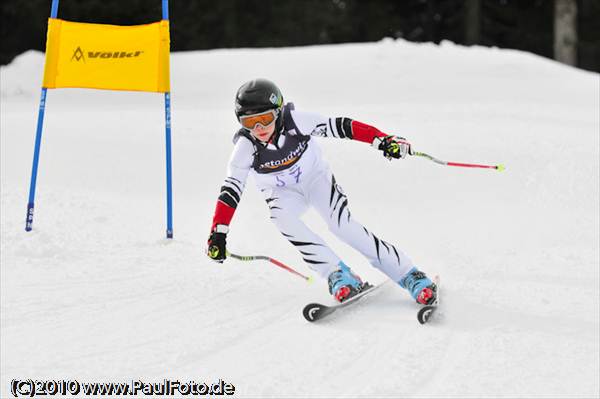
286,104,325,124
228,132,255,170
232,127,252,145
285,104,327,136
230,130,256,162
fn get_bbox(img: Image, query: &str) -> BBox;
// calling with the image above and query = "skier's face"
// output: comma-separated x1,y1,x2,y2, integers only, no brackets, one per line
239,109,278,143
250,122,276,143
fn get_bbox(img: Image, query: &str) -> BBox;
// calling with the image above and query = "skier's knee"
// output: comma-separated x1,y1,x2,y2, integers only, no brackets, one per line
328,221,350,241
327,220,341,234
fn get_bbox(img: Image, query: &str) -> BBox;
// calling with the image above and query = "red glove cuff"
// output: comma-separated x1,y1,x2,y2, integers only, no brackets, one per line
351,120,388,144
211,200,236,231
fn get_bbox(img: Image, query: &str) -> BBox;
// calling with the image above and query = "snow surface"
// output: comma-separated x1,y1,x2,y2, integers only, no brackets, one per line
1,39,599,398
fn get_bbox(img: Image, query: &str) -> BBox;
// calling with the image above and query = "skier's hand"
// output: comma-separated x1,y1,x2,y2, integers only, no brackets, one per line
207,225,228,263
373,135,411,160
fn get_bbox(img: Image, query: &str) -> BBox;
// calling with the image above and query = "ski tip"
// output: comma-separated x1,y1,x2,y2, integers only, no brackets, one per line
496,164,506,172
417,305,436,325
306,276,315,284
303,302,331,322
303,303,321,322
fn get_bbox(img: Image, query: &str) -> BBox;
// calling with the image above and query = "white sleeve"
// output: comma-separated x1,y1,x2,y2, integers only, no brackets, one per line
289,109,353,139
218,138,253,209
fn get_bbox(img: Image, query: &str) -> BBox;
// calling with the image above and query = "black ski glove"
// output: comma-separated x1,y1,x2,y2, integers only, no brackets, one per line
207,225,228,263
373,135,411,160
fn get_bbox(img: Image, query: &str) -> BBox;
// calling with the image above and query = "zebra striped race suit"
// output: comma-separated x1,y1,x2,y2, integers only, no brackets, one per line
212,103,415,282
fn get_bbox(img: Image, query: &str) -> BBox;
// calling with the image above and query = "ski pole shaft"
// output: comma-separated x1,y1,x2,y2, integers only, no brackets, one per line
411,150,505,171
227,251,314,283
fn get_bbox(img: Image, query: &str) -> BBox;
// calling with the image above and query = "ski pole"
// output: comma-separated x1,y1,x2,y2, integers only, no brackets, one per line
410,150,505,171
227,251,314,283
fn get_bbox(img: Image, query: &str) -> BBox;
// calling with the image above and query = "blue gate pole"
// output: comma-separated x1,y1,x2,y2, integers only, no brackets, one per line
162,0,173,239
164,92,173,239
26,0,59,232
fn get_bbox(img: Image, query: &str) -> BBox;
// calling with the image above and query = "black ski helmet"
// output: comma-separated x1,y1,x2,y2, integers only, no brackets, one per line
235,79,284,131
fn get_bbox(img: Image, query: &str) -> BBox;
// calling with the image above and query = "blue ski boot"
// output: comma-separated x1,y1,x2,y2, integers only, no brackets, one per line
327,262,364,302
399,267,437,305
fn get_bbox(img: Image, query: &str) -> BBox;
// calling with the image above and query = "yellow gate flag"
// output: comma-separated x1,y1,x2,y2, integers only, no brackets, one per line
43,18,170,92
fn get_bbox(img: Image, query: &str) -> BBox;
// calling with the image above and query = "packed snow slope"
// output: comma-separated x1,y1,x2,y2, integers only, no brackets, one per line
2,39,599,398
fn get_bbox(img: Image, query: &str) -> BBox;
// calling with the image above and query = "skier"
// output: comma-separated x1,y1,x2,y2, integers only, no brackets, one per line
206,78,437,305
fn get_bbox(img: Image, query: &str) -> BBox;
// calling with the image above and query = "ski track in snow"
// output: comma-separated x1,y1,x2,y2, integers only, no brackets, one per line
1,40,599,398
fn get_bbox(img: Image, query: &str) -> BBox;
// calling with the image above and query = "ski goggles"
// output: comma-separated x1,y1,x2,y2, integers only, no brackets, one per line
239,109,278,130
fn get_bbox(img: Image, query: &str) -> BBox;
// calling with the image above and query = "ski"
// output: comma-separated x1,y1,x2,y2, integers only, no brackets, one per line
303,275,440,323
302,281,387,322
417,275,440,325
